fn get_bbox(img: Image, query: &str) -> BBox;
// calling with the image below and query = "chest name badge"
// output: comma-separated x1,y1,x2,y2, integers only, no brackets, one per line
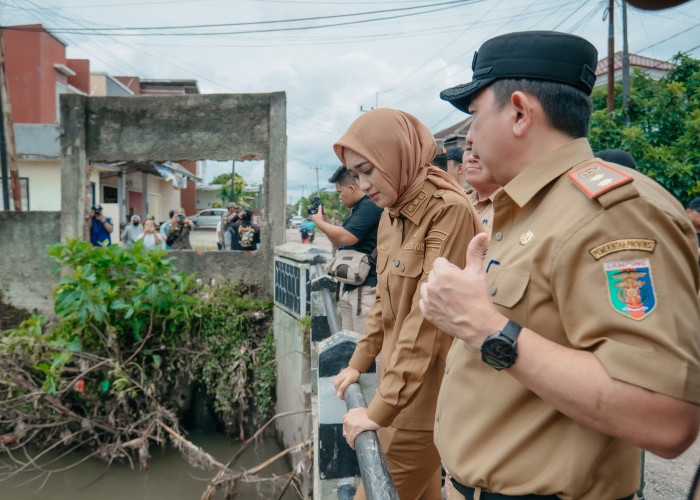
604,259,656,320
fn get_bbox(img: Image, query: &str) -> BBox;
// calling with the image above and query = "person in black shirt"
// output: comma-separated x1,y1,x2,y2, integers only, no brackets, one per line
311,166,383,333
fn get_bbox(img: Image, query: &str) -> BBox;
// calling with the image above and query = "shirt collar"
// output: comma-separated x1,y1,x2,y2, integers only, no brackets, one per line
503,138,593,208
399,180,437,225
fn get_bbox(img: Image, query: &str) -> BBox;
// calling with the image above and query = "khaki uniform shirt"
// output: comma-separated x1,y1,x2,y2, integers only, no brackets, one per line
349,180,476,430
435,139,700,500
466,188,497,237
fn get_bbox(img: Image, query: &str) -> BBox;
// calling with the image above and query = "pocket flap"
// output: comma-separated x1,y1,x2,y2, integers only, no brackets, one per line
392,250,423,278
491,268,530,308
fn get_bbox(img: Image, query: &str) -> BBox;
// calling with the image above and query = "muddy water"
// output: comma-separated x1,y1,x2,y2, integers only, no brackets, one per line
3,432,298,500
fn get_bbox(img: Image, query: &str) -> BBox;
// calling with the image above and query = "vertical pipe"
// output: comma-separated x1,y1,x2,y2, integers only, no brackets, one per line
622,0,631,126
606,0,615,114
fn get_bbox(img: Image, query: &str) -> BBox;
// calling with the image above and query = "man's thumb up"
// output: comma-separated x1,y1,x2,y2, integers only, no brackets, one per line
466,232,489,273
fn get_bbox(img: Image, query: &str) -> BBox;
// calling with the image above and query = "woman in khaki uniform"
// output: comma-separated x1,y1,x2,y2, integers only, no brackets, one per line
332,108,480,500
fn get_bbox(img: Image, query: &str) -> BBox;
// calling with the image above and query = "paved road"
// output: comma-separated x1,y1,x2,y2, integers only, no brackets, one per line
188,226,334,253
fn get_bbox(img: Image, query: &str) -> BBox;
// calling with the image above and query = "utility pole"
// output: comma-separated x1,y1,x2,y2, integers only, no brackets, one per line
360,91,379,113
0,27,20,211
622,0,631,126
606,0,615,115
229,160,235,202
310,164,321,194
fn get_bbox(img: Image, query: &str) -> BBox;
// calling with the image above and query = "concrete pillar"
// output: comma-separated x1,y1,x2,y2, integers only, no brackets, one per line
141,171,149,219
118,169,126,227
273,242,331,498
59,94,88,243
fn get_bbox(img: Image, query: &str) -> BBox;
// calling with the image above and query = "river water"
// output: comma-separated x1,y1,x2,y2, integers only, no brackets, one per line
3,432,298,500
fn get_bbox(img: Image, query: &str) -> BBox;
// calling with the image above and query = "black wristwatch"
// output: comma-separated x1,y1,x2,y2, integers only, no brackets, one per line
481,320,522,371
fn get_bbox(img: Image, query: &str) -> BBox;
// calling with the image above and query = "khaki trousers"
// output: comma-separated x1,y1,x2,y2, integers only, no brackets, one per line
354,426,442,500
338,285,376,334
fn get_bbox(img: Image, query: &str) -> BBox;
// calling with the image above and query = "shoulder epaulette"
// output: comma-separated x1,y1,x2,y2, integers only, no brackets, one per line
568,160,633,199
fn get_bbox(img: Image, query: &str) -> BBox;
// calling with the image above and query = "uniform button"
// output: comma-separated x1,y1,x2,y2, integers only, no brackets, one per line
444,366,449,374
494,231,503,241
435,412,439,421
388,315,394,321
490,286,497,295
395,260,400,267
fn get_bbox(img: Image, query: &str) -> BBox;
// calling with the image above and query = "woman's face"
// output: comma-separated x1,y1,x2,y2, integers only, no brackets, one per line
343,149,398,208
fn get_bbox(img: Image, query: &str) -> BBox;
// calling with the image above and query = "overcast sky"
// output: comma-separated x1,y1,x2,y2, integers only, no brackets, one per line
4,0,699,205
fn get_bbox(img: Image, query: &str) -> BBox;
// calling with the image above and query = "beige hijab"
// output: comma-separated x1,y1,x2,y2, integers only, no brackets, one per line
333,108,474,221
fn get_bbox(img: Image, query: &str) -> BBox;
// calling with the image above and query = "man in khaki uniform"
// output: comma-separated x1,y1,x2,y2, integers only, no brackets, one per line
420,31,700,500
464,145,499,237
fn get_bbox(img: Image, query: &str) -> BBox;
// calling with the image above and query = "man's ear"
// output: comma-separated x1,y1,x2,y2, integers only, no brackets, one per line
510,91,534,138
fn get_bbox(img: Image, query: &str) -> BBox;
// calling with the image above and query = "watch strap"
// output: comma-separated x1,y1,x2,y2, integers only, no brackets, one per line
500,320,522,343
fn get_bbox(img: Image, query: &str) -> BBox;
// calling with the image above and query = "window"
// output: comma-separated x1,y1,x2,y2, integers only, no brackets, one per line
0,177,29,210
103,185,118,203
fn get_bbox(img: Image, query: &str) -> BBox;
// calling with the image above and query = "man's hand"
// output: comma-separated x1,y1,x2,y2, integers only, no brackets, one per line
310,207,330,225
342,407,380,450
333,366,360,400
420,233,506,348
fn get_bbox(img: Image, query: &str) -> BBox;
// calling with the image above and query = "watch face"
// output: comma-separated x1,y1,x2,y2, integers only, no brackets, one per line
481,337,516,370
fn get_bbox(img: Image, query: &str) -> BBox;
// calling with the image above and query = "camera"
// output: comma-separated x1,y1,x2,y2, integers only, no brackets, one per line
94,208,101,217
178,215,186,223
307,196,322,215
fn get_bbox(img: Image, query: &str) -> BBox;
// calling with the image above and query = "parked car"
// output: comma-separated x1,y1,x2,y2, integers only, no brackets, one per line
289,215,305,228
190,208,227,229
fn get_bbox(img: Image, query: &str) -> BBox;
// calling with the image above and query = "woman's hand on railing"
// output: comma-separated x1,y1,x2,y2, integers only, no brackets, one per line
333,366,361,400
342,407,381,450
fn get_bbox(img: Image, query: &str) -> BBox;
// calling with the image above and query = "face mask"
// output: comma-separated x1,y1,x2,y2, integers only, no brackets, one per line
133,221,139,226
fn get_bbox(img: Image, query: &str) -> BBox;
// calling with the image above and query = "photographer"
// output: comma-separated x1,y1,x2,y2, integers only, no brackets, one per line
88,203,114,247
166,207,193,250
310,166,382,333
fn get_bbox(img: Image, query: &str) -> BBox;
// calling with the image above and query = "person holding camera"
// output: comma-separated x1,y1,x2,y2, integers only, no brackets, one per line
88,203,114,247
166,207,193,250
310,167,383,335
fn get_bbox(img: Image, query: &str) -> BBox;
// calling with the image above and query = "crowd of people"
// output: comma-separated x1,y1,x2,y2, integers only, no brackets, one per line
305,30,700,500
88,202,260,252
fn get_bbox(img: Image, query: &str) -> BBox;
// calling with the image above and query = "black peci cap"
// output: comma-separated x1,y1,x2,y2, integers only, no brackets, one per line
440,31,598,113
446,146,464,163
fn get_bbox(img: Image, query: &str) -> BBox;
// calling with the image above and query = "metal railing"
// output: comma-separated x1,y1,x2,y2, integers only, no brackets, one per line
313,264,399,500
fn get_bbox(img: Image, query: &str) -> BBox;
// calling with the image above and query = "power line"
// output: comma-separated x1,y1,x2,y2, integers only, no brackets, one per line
2,0,471,34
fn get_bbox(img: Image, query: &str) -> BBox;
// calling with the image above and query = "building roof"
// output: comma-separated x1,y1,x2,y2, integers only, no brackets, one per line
595,52,675,76
139,79,200,95
434,115,473,140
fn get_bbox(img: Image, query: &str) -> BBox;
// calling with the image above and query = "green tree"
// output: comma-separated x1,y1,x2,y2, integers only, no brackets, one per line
210,173,247,206
588,53,700,206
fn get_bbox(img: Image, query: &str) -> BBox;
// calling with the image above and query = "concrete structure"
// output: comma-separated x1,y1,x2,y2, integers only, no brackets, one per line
0,211,61,317
60,91,287,293
595,52,675,87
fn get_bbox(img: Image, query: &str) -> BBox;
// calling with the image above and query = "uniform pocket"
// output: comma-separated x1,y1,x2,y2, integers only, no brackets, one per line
376,251,389,273
490,267,530,308
392,250,423,278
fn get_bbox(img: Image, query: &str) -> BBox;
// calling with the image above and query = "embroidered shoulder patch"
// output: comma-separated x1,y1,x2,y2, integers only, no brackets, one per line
604,259,656,320
589,238,656,260
568,160,633,198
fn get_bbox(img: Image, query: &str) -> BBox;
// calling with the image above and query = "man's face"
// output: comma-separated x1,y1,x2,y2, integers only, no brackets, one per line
467,87,510,185
686,208,700,231
336,182,357,208
446,159,467,186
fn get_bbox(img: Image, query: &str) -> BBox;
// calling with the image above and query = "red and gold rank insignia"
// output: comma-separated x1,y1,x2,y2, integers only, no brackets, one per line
604,259,656,320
